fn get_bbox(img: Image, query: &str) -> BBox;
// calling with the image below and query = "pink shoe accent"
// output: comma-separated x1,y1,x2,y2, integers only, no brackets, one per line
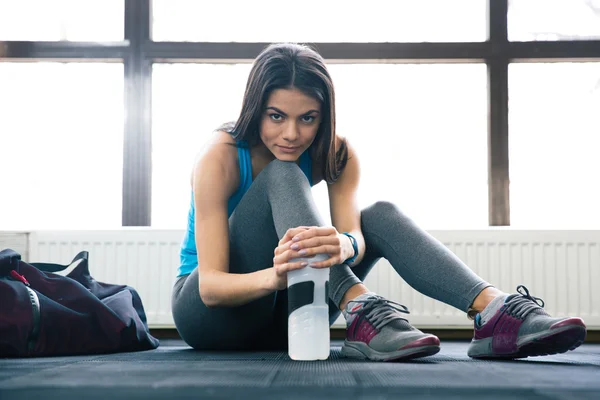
550,317,586,330
399,335,440,350
491,313,523,354
474,308,523,354
347,316,378,344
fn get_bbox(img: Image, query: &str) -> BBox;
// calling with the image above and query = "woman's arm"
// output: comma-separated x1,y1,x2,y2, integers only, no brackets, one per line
326,138,366,267
193,138,278,308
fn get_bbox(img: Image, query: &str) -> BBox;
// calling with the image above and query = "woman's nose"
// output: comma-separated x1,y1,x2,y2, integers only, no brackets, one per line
281,121,299,141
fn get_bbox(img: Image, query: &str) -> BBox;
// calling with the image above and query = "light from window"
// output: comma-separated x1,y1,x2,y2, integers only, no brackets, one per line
328,63,488,229
509,62,600,229
0,63,124,230
509,0,600,41
0,0,124,41
152,0,486,43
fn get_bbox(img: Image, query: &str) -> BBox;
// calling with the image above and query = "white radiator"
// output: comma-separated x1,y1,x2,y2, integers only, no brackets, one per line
28,230,182,327
24,229,600,329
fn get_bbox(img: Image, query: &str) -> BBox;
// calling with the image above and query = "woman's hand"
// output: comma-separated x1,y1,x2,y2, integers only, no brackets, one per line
272,226,352,277
269,267,289,291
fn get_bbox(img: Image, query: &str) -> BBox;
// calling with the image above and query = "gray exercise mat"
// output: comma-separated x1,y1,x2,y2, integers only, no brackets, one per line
1,340,598,400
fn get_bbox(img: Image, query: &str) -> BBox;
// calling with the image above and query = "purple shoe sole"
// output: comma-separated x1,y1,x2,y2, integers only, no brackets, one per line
342,335,441,362
470,322,587,360
384,345,441,362
512,325,587,359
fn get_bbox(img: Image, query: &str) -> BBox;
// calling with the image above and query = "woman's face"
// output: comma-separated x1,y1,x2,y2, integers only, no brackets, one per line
259,87,321,161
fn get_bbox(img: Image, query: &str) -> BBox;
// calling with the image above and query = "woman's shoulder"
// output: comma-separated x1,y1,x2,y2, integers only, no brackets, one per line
311,134,356,185
190,130,241,190
214,129,240,146
340,135,358,159
332,135,359,168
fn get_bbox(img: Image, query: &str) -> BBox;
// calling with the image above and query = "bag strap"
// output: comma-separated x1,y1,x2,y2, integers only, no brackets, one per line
0,248,22,275
30,251,89,273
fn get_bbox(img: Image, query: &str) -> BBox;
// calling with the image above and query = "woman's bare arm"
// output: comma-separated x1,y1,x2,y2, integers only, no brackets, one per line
193,136,278,307
327,138,366,267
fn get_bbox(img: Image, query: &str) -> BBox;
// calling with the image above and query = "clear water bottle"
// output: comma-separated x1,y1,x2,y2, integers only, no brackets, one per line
287,253,330,361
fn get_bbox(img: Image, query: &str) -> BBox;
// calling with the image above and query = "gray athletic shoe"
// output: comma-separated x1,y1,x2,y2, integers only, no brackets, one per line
468,285,587,359
341,294,440,361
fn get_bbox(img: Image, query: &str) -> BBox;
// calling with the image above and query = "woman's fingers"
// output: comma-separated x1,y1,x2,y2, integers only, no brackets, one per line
292,226,337,242
275,227,344,269
274,240,293,256
274,260,309,275
273,248,318,264
274,248,341,267
276,237,342,261
293,238,344,268
281,254,341,270
279,226,338,247
296,245,340,259
279,226,313,246
291,235,340,251
308,256,343,268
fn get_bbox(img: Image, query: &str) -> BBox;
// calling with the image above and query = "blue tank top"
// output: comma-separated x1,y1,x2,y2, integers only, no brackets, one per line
177,141,313,277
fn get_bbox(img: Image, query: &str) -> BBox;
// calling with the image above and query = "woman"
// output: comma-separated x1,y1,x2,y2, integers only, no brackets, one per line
172,43,586,361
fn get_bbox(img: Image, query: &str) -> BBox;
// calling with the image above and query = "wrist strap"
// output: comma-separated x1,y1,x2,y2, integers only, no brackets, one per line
342,232,358,265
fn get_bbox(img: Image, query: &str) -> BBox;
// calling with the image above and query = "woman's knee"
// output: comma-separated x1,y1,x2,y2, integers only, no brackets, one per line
360,201,418,239
361,200,403,223
259,159,307,186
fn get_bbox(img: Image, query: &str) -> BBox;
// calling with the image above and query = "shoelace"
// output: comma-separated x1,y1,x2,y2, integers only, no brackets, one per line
504,284,546,319
347,295,410,330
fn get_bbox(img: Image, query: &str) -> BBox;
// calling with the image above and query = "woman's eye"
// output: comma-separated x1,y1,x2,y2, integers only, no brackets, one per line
301,116,315,123
269,113,283,121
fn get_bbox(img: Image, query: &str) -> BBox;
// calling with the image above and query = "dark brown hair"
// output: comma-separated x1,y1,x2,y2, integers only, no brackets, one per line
220,43,348,184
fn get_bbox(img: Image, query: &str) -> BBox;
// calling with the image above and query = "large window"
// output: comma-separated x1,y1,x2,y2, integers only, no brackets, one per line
2,1,599,229
509,63,600,228
152,0,487,43
328,64,489,229
0,63,124,230
151,63,488,229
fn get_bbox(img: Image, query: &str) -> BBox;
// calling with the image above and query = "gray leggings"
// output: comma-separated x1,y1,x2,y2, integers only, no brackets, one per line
172,160,491,350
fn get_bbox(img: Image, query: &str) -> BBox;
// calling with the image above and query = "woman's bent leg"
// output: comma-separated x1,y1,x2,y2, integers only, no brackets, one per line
173,159,355,350
329,201,491,361
359,201,492,312
348,201,585,359
328,200,492,324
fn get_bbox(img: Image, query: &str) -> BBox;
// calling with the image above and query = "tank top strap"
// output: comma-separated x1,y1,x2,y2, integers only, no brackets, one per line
227,140,253,216
237,142,252,187
299,149,313,186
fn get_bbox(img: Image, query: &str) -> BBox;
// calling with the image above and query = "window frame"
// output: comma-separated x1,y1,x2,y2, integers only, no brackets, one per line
2,0,599,226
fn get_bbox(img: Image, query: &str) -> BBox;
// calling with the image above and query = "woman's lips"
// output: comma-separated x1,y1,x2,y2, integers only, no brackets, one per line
277,145,299,153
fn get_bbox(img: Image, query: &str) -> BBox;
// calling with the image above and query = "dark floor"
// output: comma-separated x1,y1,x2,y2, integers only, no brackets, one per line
1,340,599,400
